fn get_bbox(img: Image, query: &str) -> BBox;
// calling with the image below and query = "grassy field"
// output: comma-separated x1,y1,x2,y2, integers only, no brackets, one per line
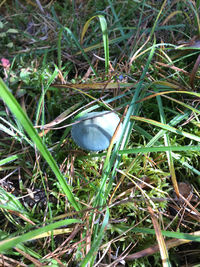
0,0,200,266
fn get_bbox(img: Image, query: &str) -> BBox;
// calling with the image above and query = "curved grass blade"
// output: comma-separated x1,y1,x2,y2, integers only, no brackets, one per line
0,218,81,252
0,78,80,212
76,28,179,55
81,15,109,74
186,0,200,35
0,186,29,215
139,90,200,116
131,115,200,143
162,10,191,26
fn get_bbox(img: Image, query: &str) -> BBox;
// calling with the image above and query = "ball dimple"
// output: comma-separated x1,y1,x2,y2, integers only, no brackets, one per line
71,111,122,151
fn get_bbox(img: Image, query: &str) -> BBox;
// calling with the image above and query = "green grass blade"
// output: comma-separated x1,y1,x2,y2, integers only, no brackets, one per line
80,208,109,266
0,78,80,212
58,28,63,70
0,186,28,214
0,117,33,146
186,0,200,35
131,115,200,143
81,15,109,73
119,145,200,154
0,154,19,166
0,218,81,252
142,89,200,115
132,228,200,242
156,94,179,196
105,39,157,198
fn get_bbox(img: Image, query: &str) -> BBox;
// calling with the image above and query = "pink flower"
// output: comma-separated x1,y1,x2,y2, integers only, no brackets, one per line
1,58,10,69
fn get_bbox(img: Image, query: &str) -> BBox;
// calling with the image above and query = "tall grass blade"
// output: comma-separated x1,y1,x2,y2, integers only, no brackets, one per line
156,94,179,196
81,15,109,73
80,208,109,267
0,78,80,212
